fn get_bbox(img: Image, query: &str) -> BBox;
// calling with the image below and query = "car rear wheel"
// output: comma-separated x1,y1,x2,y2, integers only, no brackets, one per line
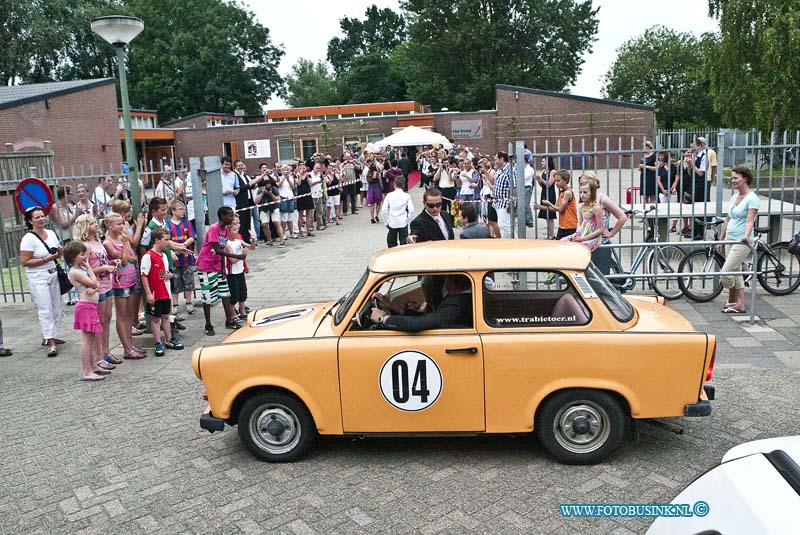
536,389,626,465
238,392,316,462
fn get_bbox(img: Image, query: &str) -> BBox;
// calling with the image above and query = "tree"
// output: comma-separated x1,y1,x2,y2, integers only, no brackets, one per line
285,59,339,108
125,0,284,120
327,5,408,103
0,0,118,85
0,0,284,121
602,26,719,129
400,0,599,111
707,0,800,132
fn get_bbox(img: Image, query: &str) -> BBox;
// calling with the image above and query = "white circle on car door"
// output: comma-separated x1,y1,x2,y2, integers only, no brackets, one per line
379,351,443,412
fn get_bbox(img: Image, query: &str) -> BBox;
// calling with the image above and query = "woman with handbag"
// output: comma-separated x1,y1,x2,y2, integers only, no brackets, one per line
19,207,65,357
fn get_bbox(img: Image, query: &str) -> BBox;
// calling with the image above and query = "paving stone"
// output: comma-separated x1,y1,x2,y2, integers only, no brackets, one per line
725,337,762,347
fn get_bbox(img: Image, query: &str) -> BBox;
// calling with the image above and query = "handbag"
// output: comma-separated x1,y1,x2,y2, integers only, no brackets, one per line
28,231,73,295
682,192,693,204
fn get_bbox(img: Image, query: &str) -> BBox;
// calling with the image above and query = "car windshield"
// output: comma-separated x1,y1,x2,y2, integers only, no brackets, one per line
585,264,635,323
335,269,369,325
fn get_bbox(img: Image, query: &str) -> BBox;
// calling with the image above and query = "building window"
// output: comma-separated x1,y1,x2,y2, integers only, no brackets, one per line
278,139,295,162
343,137,361,151
325,114,338,120
301,139,318,161
367,134,384,143
340,113,355,118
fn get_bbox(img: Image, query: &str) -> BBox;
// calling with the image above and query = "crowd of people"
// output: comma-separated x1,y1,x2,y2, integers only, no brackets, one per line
10,135,752,377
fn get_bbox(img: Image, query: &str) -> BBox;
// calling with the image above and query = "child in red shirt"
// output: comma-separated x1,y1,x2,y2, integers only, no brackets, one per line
140,228,184,357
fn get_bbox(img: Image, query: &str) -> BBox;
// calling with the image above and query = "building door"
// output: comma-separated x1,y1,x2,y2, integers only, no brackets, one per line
223,141,239,162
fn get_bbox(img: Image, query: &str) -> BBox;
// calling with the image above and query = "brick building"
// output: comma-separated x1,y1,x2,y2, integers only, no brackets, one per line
0,81,655,179
172,85,654,169
0,79,123,177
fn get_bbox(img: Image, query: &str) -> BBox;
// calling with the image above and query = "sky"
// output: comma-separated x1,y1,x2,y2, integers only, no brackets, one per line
245,0,719,110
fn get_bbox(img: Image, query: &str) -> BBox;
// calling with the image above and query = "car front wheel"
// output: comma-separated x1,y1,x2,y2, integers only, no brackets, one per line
238,392,316,462
535,389,626,465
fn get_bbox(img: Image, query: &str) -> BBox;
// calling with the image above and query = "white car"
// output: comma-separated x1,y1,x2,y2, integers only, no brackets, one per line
647,436,800,534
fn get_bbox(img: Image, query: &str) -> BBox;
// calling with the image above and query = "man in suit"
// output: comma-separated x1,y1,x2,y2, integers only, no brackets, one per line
370,275,472,332
233,160,255,243
398,151,412,191
458,203,491,239
407,188,454,243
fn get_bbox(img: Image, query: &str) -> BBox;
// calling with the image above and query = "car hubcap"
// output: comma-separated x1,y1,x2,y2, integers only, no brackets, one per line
251,405,301,455
553,401,610,454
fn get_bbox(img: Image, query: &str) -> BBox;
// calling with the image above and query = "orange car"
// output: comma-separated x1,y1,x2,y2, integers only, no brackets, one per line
193,240,715,464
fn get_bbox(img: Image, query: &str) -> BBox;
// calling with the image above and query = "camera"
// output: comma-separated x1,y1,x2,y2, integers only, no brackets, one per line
48,246,58,255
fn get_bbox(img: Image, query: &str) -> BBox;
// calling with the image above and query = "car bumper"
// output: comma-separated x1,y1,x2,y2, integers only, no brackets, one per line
684,385,715,417
200,406,226,433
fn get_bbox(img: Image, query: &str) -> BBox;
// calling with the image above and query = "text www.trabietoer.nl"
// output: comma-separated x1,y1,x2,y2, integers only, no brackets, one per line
495,315,576,324
560,501,710,518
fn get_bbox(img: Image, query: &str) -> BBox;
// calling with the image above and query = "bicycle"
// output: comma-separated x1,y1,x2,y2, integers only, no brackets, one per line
607,206,686,300
677,220,800,302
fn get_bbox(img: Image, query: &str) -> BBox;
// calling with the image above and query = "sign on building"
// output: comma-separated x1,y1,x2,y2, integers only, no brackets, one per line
244,139,271,159
451,120,483,140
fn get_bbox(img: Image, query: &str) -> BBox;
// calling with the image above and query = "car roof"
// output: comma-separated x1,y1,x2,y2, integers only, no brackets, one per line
369,239,592,273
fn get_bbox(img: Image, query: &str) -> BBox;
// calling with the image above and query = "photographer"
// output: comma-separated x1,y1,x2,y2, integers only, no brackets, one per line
254,163,285,247
434,156,457,213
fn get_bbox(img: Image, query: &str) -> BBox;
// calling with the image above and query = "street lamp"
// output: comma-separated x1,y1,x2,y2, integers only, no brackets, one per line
91,15,144,216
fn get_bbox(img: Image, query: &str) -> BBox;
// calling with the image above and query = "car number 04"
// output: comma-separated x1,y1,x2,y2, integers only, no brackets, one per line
379,351,443,411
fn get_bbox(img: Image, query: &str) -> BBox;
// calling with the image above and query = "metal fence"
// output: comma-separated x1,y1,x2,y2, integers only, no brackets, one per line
524,132,799,292
1,134,799,303
0,157,190,302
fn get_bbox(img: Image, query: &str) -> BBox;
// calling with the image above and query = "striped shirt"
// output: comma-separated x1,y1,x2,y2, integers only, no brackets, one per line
493,164,515,209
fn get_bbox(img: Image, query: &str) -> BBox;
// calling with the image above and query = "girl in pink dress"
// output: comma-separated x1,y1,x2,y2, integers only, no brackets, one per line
64,241,107,382
74,214,119,370
566,180,604,251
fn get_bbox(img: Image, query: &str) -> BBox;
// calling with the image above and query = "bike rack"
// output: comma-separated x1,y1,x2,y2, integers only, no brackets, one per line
598,239,759,324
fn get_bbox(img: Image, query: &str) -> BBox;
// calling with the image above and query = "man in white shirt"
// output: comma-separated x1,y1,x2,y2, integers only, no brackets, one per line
308,163,325,230
381,176,413,248
93,175,114,215
154,164,183,203
523,160,535,227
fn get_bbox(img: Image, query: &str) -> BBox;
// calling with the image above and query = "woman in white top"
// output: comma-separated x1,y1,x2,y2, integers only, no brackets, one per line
19,207,64,356
434,157,457,213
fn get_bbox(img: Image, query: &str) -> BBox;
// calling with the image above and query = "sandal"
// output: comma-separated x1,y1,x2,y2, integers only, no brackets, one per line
104,353,123,365
0,348,12,357
46,346,58,357
722,306,745,314
131,327,144,336
123,351,146,360
96,360,116,370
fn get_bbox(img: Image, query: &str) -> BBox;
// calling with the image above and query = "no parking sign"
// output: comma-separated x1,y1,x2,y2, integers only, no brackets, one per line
14,177,53,215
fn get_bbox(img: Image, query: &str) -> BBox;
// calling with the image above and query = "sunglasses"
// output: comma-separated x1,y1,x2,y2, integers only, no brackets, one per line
426,202,442,209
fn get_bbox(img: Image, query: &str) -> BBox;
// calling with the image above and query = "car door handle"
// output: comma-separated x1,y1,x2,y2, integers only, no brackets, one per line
445,347,478,355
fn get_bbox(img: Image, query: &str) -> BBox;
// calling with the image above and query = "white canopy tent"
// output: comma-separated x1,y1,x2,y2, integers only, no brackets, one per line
368,125,452,151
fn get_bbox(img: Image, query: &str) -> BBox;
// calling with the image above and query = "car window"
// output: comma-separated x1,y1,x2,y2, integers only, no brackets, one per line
350,273,474,332
483,270,591,327
585,265,634,323
335,269,369,325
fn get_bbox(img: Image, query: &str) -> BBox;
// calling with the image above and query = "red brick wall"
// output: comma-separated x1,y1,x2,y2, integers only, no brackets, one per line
174,117,398,166
0,82,123,177
495,86,655,167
